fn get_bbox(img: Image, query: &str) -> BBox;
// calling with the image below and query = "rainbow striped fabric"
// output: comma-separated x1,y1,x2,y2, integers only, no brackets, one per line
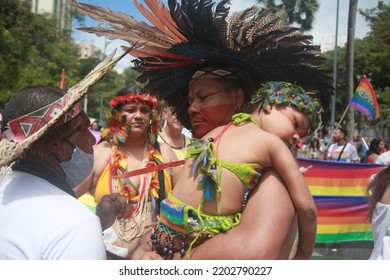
350,75,380,121
79,193,97,213
298,158,384,243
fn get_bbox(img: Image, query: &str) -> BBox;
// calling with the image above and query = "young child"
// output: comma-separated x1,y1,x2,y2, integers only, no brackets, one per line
142,81,322,259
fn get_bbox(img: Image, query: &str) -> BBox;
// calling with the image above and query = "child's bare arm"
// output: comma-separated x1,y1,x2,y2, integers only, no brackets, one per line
267,137,317,259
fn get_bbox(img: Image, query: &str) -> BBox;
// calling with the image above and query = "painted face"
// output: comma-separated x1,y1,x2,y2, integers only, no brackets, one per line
188,78,236,138
260,106,310,150
66,112,96,154
120,102,152,134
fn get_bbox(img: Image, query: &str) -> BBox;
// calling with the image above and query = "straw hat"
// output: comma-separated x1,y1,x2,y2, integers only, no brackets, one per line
0,50,127,168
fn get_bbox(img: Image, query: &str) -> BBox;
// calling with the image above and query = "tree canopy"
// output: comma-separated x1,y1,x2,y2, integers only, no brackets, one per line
321,1,390,137
256,0,319,31
0,0,140,120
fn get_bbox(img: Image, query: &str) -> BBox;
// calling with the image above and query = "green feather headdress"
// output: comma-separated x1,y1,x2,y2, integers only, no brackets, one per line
251,81,323,132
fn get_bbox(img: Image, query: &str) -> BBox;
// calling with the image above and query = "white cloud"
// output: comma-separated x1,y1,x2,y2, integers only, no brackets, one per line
230,0,257,11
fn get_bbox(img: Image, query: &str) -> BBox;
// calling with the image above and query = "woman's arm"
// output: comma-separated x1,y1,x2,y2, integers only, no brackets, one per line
159,142,182,186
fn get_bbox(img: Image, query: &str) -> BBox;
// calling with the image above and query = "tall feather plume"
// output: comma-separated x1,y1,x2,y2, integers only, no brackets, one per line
72,0,333,129
133,0,187,42
71,1,178,48
230,6,258,49
213,0,230,46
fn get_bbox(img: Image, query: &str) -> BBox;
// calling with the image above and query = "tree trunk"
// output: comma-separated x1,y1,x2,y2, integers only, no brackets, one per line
346,0,358,138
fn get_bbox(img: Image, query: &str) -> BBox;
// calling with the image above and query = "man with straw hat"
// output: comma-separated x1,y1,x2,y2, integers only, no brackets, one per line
0,52,125,259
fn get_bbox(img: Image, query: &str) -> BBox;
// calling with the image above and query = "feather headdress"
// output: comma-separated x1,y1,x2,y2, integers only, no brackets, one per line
0,50,127,168
71,0,333,129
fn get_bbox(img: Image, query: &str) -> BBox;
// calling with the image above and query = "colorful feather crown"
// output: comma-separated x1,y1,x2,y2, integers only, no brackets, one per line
71,0,333,129
251,81,323,132
110,93,157,109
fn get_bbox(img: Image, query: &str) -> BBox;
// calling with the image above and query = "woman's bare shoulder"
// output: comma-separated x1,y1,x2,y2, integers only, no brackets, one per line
93,141,112,160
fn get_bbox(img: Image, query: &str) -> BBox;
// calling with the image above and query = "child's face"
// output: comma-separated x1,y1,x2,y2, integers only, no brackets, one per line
261,106,310,149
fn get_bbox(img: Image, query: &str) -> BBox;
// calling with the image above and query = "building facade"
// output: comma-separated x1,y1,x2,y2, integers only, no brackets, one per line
30,0,72,35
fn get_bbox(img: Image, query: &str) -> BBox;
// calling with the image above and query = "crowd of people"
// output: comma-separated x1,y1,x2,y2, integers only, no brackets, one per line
296,128,389,164
0,0,388,261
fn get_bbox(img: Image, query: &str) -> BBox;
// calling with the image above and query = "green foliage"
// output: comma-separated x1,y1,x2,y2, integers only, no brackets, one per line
0,0,78,107
358,1,390,90
256,0,319,31
0,0,143,123
321,2,390,135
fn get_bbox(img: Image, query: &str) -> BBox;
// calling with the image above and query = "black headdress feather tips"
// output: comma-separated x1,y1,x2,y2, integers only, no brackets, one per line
71,0,333,130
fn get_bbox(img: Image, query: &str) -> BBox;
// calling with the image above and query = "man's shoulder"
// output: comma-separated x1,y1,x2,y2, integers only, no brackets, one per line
376,151,390,164
346,142,358,150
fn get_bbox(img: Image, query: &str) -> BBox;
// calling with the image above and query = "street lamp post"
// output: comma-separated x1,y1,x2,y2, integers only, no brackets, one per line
330,0,340,131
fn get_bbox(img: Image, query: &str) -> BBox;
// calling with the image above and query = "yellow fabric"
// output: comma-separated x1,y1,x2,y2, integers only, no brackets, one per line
95,164,110,204
94,147,173,204
157,134,191,161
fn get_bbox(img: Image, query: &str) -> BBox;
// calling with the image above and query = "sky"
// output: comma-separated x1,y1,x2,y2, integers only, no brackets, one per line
72,0,387,72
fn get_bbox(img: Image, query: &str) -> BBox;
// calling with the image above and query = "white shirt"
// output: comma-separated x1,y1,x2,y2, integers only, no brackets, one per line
370,202,390,260
375,151,390,165
0,171,106,259
327,142,360,162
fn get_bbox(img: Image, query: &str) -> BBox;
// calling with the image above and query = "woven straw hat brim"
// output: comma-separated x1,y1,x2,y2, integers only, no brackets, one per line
0,50,127,168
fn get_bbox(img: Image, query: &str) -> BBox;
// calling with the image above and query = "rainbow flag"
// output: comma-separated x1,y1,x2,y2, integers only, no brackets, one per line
349,75,380,121
298,158,384,243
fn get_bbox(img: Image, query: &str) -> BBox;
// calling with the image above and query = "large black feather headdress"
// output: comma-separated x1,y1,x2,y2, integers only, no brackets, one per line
71,0,333,129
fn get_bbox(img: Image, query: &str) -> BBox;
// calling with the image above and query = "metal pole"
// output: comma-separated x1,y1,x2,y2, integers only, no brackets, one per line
330,0,340,131
83,96,88,114
99,36,108,120
99,94,104,121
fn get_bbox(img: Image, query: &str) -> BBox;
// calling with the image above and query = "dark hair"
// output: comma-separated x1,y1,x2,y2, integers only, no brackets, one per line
367,139,381,157
3,86,66,125
113,85,144,111
222,78,251,108
3,85,81,143
367,165,390,221
197,60,253,108
337,126,348,139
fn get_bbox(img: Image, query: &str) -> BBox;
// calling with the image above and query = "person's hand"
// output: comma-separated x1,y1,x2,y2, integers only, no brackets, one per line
131,228,163,260
299,165,312,174
96,193,126,230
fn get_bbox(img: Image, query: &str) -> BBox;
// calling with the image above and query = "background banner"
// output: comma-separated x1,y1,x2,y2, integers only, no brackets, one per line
298,158,384,243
